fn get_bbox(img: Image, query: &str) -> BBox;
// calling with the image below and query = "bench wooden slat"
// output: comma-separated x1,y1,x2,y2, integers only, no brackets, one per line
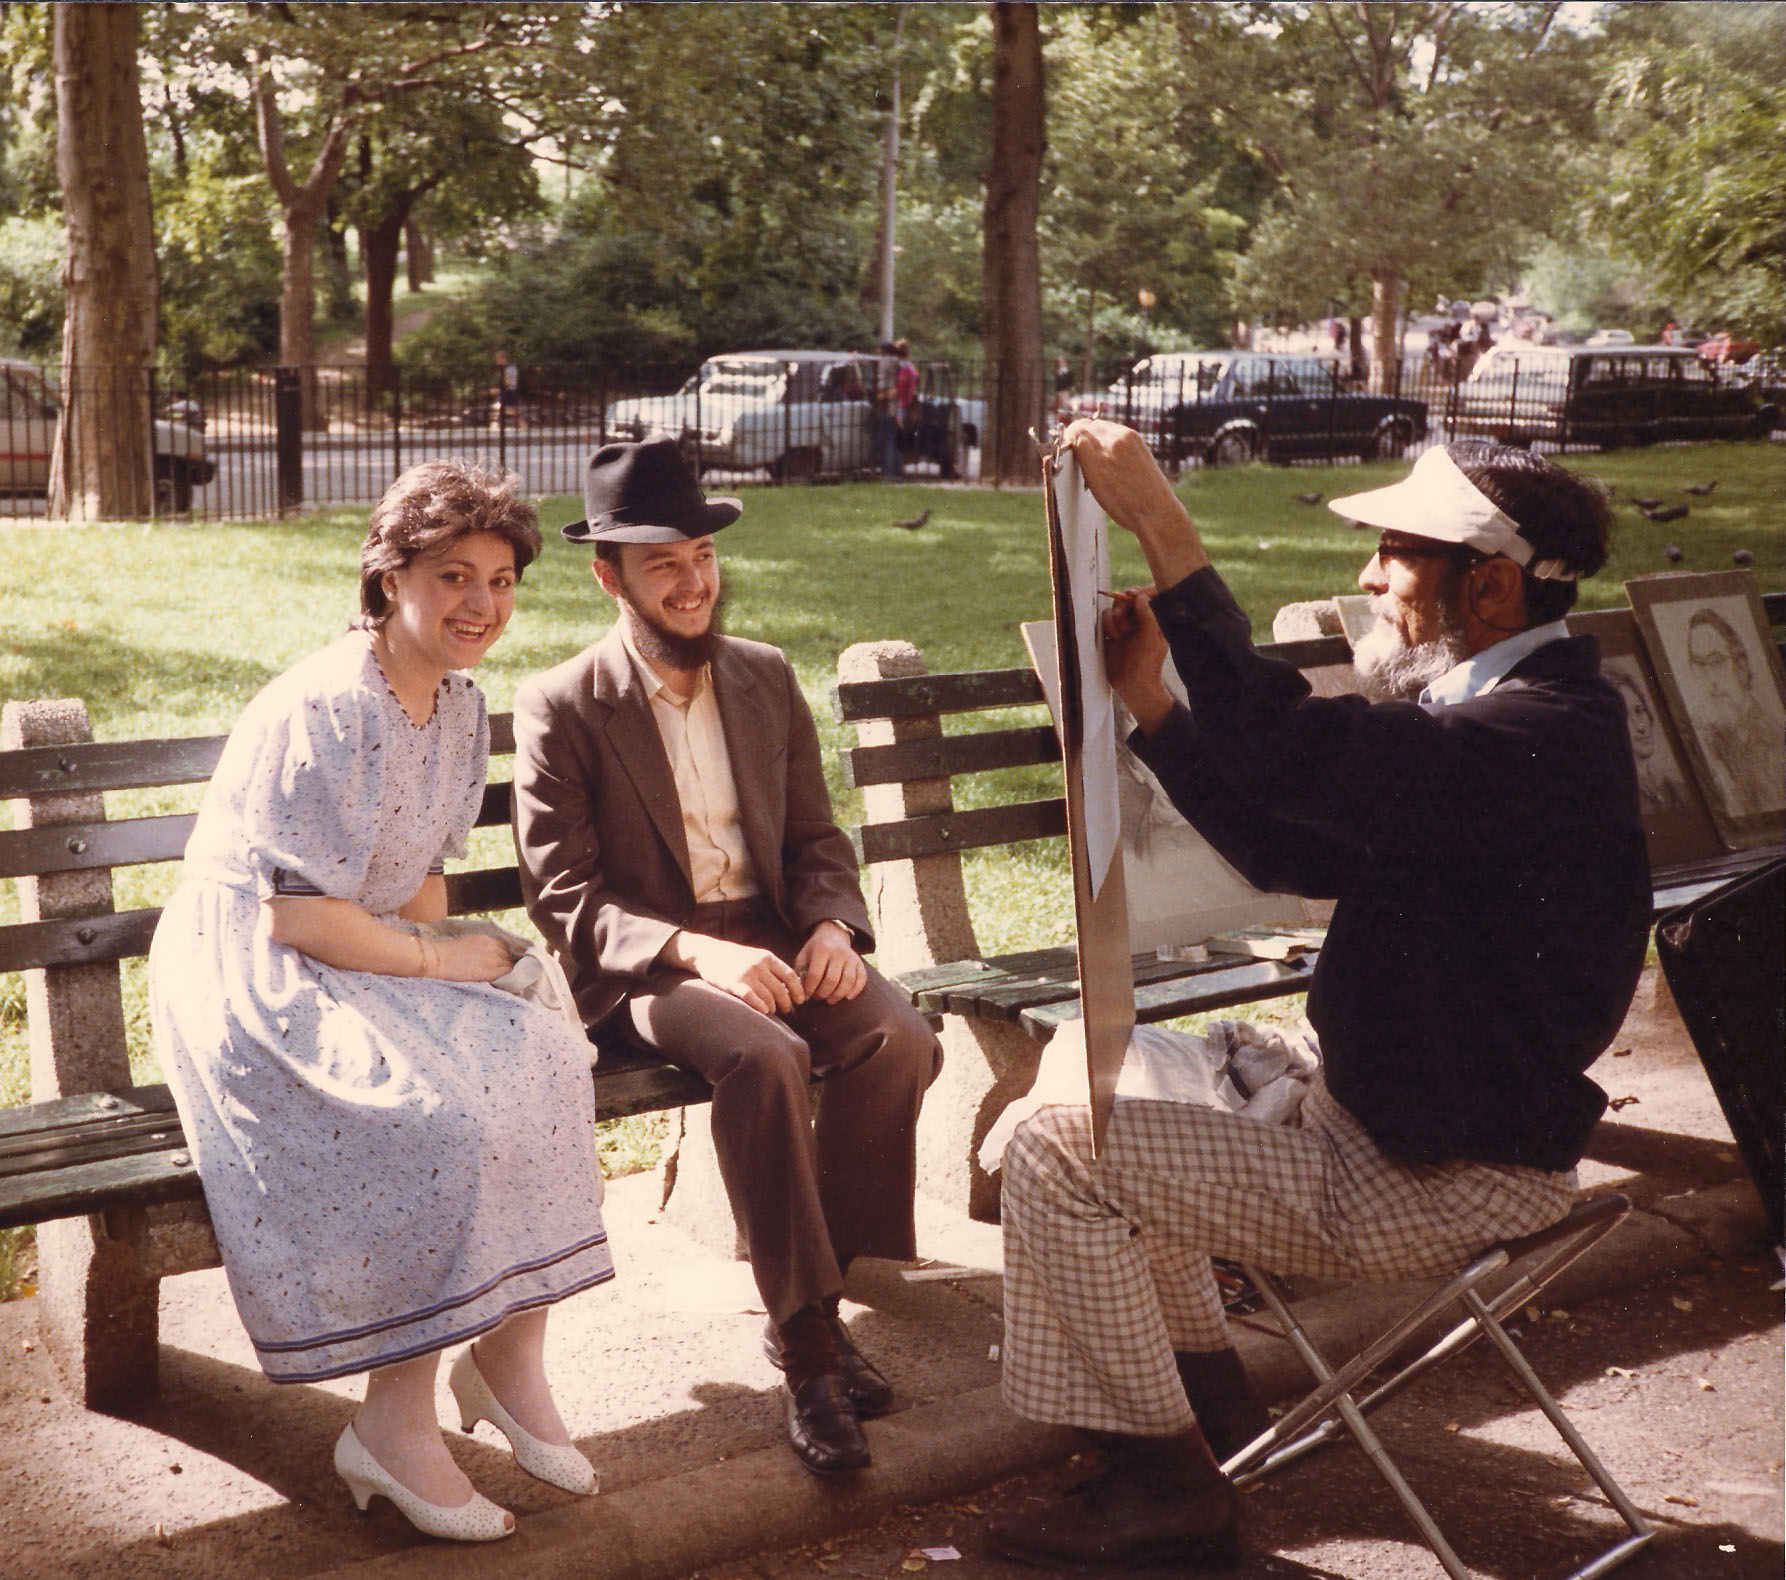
0,783,516,884
0,714,518,804
841,725,1061,789
445,866,526,913
0,1146,206,1228
1258,635,1351,669
0,1084,179,1140
1019,955,1317,1039
0,736,228,800
833,667,1045,723
942,949,1238,1019
852,797,1067,865
477,778,514,827
0,909,160,972
0,865,522,973
0,812,198,880
0,1055,727,1232
0,1107,186,1170
938,945,1323,1025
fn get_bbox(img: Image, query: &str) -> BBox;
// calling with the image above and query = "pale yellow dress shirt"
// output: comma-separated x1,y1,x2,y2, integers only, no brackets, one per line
621,625,760,903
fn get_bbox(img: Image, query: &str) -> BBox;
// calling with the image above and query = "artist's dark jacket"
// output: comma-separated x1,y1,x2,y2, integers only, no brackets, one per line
1132,568,1650,1173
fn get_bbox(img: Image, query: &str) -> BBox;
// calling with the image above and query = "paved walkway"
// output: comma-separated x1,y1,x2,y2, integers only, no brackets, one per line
0,969,1771,1580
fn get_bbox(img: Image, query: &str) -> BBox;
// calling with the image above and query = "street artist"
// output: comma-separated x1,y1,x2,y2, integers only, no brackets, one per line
987,424,1651,1572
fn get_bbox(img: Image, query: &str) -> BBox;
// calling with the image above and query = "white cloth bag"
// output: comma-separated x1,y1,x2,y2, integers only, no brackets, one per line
979,1016,1321,1173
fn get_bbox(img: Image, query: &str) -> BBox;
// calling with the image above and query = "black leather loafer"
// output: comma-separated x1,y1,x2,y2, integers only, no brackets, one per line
764,1313,895,1420
783,1372,870,1474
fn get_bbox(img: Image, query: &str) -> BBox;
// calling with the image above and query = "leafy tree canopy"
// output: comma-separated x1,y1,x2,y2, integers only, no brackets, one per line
1590,0,1786,341
1181,2,1602,327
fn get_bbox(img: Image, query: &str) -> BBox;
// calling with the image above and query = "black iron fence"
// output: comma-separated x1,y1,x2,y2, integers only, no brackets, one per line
1,356,993,522
3,348,1778,521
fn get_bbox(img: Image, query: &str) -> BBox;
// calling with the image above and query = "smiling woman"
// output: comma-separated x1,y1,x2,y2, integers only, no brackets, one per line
140,459,612,1541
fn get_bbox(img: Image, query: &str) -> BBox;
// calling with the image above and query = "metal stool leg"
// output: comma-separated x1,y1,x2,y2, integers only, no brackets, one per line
1460,1288,1654,1580
1226,1195,1656,1580
1236,1263,1475,1579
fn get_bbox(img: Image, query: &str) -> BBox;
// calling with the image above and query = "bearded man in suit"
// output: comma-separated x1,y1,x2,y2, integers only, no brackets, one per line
511,438,942,1476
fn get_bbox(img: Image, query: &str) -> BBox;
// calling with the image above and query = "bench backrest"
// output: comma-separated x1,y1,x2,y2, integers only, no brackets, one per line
831,633,1352,869
7,588,1782,970
834,593,1786,874
0,717,522,976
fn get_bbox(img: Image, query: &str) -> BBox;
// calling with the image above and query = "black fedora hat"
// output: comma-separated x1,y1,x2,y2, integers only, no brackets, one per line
561,437,742,544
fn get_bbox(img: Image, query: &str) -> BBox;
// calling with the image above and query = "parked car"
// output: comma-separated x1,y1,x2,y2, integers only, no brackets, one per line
1584,328,1636,347
1067,352,1221,434
1072,351,1426,466
603,350,980,480
0,357,215,511
1444,345,1779,448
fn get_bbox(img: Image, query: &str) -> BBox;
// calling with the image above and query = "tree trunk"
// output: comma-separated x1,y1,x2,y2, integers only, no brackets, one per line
1370,273,1404,395
404,219,434,290
255,71,357,430
277,210,324,429
48,4,157,523
321,206,355,321
981,1,1046,486
361,208,408,403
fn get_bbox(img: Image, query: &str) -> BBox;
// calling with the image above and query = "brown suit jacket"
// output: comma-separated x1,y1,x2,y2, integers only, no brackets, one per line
511,626,874,1029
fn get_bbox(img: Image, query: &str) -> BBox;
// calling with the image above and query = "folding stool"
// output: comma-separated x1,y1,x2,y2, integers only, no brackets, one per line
1226,1192,1654,1580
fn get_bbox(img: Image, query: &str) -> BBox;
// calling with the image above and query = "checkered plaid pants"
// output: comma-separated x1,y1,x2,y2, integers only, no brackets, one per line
1000,1077,1577,1435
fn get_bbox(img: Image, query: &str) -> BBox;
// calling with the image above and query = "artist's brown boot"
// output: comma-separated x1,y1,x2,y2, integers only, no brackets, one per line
987,1427,1241,1572
1176,1346,1272,1463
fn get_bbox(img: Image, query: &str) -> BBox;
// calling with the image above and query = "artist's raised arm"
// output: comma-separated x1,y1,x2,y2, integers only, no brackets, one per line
1065,419,1210,590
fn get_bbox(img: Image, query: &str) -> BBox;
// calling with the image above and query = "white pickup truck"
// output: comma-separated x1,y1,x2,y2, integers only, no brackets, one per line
605,349,981,480
0,357,215,512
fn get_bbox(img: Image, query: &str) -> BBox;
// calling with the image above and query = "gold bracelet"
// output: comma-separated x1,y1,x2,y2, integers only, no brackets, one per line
414,933,430,978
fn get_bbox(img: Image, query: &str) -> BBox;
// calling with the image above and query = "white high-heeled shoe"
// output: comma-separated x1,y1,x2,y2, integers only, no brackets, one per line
449,1345,598,1496
333,1422,515,1542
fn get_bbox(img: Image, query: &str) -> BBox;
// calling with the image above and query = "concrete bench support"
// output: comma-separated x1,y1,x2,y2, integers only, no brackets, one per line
838,640,1045,1222
4,698,161,1408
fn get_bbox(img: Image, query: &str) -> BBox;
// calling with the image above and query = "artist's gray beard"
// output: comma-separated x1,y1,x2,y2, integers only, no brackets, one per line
1352,595,1470,702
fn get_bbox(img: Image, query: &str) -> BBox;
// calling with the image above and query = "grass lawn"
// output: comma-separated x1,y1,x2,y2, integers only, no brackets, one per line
1,439,1780,1293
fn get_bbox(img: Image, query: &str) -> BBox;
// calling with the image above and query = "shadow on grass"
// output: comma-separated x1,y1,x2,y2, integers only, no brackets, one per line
1,627,281,736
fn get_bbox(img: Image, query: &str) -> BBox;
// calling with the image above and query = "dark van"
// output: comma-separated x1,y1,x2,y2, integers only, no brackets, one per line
1445,345,1779,449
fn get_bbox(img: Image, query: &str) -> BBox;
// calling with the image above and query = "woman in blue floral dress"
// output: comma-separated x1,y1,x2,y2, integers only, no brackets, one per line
150,461,610,1542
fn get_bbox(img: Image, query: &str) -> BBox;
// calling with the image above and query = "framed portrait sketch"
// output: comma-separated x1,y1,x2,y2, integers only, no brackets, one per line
1626,572,1786,850
1567,608,1725,870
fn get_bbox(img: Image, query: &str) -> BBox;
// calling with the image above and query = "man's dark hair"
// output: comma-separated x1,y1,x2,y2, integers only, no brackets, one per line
1686,606,1750,680
593,541,623,568
355,459,540,629
1449,442,1612,625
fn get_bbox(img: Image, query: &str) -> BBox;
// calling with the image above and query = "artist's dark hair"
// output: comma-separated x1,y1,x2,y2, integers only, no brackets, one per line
1449,441,1612,625
355,460,540,629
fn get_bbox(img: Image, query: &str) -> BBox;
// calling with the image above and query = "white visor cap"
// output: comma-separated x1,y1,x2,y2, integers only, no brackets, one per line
1328,446,1577,580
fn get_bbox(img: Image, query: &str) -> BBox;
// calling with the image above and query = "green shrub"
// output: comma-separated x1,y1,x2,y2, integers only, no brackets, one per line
156,168,282,377
0,214,64,359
